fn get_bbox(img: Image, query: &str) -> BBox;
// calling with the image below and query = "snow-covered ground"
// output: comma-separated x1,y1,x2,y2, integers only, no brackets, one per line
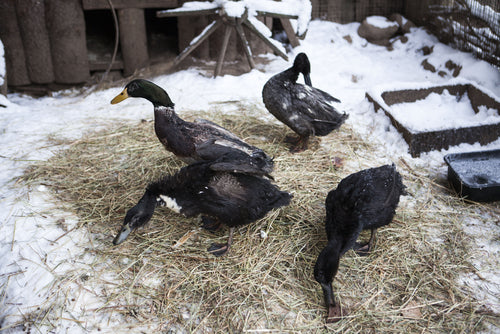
0,18,499,333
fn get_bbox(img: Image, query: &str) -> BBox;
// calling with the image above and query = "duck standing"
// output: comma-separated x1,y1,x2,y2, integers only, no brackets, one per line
314,164,407,322
113,156,292,256
111,79,274,177
262,53,348,152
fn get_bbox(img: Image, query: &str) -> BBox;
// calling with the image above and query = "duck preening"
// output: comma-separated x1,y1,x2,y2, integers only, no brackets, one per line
112,158,292,256
314,164,407,322
111,79,274,177
262,53,348,152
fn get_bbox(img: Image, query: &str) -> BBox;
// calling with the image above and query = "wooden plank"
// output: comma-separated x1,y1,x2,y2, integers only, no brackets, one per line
16,0,55,84
177,15,210,59
242,19,288,60
174,20,222,67
83,0,178,10
46,0,90,84
235,21,255,69
214,25,232,77
89,59,124,71
255,10,299,19
279,18,300,47
157,8,218,17
0,0,30,86
118,8,149,76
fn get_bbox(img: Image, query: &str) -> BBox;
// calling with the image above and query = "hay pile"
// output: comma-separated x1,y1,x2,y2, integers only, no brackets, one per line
20,106,499,332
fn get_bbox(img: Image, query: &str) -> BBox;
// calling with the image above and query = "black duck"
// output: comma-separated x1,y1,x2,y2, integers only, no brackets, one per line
314,164,407,322
113,157,292,256
262,53,348,152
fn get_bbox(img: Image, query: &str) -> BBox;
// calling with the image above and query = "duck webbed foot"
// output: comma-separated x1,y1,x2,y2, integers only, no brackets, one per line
285,135,309,153
207,227,234,257
353,242,371,256
354,228,377,256
326,303,344,323
201,216,222,232
208,243,229,257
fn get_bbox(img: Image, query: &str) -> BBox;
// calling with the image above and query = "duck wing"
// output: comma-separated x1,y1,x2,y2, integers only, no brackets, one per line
189,119,274,175
195,142,273,178
289,83,347,136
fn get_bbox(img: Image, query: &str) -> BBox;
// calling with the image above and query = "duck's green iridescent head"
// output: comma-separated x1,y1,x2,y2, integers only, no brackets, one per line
111,79,175,108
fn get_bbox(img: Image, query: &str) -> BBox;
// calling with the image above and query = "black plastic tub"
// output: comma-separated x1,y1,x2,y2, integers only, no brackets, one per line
444,149,500,202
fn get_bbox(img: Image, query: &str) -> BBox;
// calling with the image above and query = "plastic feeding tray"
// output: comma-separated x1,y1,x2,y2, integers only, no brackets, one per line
444,149,500,202
366,82,500,157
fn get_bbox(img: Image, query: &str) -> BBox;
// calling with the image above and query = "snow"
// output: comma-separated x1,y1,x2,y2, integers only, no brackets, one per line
388,89,499,132
159,0,311,35
0,16,500,332
366,15,398,29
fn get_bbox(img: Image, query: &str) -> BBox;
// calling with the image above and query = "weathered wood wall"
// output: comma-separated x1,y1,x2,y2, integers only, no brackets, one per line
0,0,497,89
311,0,404,23
46,0,90,83
0,0,30,86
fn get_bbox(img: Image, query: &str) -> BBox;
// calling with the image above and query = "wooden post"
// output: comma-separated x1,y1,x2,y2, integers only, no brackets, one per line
45,0,90,84
280,18,300,47
0,0,30,86
15,0,55,84
118,8,149,76
245,17,271,56
210,15,238,61
178,15,210,59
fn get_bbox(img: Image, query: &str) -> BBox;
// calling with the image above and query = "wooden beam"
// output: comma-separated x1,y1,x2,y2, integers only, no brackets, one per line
118,8,149,76
235,20,255,70
174,20,222,67
82,0,178,10
214,25,232,77
89,59,123,71
157,8,218,17
243,19,288,60
255,10,298,19
279,18,300,47
46,0,90,84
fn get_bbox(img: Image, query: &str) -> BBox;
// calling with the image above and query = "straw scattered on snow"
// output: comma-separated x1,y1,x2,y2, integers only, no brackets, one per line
18,104,500,333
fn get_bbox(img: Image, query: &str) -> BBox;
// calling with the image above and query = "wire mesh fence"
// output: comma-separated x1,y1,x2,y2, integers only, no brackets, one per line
311,0,499,69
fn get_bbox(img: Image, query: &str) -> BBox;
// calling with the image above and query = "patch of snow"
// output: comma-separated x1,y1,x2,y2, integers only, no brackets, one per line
388,90,499,132
366,15,398,29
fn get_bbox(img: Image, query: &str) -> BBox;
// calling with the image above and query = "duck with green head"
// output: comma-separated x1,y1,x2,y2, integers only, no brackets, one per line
111,79,274,177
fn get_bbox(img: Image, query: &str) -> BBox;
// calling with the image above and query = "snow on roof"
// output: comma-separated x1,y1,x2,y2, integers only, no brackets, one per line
158,0,311,35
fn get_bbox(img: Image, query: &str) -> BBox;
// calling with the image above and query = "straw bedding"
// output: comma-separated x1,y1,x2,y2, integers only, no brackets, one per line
19,105,499,333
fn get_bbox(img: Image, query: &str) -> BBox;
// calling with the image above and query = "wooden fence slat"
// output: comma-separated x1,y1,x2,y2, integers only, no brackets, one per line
46,0,90,84
118,8,149,76
16,0,55,84
0,0,30,86
83,0,178,10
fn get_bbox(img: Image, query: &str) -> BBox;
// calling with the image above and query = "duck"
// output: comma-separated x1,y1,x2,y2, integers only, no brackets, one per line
313,164,407,323
112,156,292,256
111,79,274,177
262,53,348,152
